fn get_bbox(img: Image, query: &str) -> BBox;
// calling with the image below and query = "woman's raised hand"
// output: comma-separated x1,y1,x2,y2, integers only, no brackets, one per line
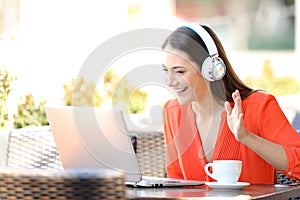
224,90,248,142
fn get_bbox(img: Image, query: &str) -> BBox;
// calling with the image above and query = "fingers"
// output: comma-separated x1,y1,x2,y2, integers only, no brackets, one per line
224,90,243,114
239,113,244,123
232,89,242,113
224,101,232,115
232,90,240,102
239,112,244,118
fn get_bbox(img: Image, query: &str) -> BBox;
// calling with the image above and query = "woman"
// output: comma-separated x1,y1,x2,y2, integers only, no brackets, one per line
161,22,300,184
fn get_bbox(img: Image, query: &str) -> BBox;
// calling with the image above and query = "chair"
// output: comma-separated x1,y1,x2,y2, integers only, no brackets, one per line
133,130,300,186
277,172,300,185
3,126,127,199
292,111,300,131
5,126,63,170
0,168,126,200
133,131,166,177
276,127,300,185
6,126,168,177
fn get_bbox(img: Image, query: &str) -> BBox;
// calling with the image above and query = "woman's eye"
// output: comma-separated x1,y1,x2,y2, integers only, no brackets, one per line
176,70,185,74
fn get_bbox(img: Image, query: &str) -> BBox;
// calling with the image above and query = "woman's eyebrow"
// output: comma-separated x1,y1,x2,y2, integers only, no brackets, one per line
173,66,184,69
162,64,184,69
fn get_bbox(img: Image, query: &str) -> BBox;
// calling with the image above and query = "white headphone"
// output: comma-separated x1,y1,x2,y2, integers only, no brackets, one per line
183,23,226,81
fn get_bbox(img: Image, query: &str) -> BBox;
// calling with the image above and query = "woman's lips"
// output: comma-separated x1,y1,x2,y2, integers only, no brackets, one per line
173,87,188,95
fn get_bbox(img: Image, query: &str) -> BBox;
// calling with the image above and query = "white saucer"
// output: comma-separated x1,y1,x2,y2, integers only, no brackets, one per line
205,182,250,190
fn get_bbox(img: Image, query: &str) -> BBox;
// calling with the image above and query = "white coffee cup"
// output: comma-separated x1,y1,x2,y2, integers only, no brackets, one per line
204,160,242,184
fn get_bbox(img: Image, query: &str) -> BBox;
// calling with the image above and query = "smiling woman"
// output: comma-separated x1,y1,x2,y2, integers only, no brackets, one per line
162,52,208,105
160,22,300,185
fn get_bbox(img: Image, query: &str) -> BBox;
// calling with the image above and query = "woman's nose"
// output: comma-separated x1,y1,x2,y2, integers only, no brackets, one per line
165,73,177,87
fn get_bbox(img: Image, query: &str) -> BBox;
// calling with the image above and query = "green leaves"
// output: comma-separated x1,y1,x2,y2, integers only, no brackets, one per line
0,66,16,130
244,60,300,96
63,70,148,114
13,94,48,129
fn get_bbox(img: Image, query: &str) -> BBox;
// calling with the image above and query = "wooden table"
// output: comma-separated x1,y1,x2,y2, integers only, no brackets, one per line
126,184,300,199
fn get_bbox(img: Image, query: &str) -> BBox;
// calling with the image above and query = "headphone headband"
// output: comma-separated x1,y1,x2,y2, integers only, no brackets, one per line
182,23,226,81
183,23,218,57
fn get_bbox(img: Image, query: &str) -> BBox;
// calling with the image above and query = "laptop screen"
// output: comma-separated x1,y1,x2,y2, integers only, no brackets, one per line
45,105,142,182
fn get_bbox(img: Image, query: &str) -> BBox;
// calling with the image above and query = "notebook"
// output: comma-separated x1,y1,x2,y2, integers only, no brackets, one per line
44,105,204,187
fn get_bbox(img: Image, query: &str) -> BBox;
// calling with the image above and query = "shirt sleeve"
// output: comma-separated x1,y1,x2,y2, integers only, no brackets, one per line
254,94,300,181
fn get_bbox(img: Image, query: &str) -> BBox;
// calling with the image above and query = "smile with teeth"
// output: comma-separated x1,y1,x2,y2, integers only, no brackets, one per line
173,87,188,94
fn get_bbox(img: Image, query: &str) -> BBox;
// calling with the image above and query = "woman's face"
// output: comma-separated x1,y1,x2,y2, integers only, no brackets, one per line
163,50,209,104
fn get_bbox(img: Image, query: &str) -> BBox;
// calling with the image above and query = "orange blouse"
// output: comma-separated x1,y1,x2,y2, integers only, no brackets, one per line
163,91,300,184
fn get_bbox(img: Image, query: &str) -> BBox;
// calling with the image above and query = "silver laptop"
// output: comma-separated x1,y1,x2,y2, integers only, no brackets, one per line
45,105,204,187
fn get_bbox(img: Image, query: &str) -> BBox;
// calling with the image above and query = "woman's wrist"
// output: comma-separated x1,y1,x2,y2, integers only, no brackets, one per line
237,129,252,144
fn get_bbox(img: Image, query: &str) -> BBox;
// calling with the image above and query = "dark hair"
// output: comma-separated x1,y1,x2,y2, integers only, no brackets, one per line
162,24,255,103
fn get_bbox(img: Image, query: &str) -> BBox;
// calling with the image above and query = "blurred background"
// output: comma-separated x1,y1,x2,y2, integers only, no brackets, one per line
0,0,299,130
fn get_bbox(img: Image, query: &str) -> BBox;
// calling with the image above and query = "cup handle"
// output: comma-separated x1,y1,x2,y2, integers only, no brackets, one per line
204,163,216,180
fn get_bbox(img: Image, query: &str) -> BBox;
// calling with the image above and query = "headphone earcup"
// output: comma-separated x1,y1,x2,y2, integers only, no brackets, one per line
202,57,215,81
202,57,226,81
213,57,226,80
